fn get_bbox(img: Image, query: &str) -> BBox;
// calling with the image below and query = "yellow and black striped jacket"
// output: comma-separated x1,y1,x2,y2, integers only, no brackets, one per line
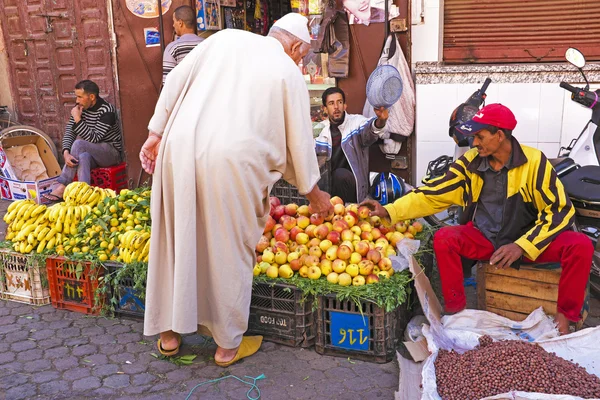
384,137,575,261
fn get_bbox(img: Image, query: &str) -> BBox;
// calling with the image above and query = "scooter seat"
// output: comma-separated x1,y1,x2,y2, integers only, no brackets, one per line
549,157,578,177
562,165,600,202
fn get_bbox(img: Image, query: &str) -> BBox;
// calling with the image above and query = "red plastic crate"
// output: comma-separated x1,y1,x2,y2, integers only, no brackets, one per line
46,256,104,315
90,162,128,191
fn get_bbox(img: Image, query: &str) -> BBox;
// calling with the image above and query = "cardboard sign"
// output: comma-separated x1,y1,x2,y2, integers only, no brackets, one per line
330,311,370,351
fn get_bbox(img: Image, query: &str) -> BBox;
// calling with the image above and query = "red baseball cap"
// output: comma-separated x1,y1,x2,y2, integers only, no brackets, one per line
456,103,517,136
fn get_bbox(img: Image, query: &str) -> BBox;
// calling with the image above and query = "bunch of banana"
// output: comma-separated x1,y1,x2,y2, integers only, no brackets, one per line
118,229,151,263
62,181,116,207
46,202,92,236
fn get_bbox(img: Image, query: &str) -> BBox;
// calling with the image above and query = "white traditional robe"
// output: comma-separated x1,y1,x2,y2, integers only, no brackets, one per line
143,29,321,349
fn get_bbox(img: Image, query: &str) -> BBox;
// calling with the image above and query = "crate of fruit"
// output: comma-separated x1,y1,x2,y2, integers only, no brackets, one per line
0,249,50,305
102,262,146,320
247,281,315,348
314,294,411,363
46,256,104,315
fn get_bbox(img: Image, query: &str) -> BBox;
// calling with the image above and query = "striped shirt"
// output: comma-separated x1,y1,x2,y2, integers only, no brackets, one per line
62,97,122,153
162,33,205,84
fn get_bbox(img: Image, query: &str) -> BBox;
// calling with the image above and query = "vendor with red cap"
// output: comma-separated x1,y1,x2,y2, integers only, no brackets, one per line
362,103,593,334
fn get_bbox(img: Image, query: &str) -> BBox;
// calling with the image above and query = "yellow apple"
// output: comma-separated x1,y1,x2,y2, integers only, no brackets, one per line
253,264,261,276
412,221,424,233
352,275,366,286
341,241,354,252
330,196,344,206
338,272,352,286
350,252,362,265
297,205,311,217
345,263,359,277
287,252,300,263
320,259,333,275
326,245,339,261
377,271,390,279
279,264,294,278
299,265,309,278
378,257,392,271
319,239,333,252
262,249,275,263
274,251,288,265
332,259,347,274
358,260,374,276
351,226,362,236
309,246,323,258
259,261,271,274
266,265,279,278
327,272,339,284
366,274,380,284
307,266,322,280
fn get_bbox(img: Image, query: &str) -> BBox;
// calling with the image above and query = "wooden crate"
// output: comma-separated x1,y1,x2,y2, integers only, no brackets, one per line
476,262,561,321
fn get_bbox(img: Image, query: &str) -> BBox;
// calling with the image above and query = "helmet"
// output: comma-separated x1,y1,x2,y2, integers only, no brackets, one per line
449,103,479,147
369,172,405,205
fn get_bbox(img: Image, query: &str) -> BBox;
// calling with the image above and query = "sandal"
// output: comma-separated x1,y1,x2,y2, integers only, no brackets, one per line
215,335,263,367
41,193,62,203
157,334,182,356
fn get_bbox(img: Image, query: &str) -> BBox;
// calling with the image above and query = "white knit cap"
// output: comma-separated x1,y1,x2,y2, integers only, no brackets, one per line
273,13,311,44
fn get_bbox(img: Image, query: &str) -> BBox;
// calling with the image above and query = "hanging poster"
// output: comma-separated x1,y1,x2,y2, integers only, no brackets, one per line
126,0,172,18
344,0,398,26
144,28,161,47
197,0,221,31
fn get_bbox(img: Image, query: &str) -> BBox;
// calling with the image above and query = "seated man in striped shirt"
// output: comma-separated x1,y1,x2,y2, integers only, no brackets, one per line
42,80,122,202
162,5,204,85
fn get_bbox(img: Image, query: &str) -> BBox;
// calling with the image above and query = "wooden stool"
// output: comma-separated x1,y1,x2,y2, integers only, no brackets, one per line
476,262,588,328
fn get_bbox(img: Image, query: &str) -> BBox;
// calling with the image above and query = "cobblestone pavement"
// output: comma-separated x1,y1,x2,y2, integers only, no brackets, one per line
0,301,400,400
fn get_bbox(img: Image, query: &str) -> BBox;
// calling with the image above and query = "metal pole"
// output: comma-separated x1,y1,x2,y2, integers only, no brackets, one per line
384,0,389,39
157,0,166,54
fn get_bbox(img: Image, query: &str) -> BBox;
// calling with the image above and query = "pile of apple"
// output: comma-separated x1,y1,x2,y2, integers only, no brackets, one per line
253,196,423,287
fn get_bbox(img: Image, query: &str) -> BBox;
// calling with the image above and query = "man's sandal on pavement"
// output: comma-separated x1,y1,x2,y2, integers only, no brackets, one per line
157,334,182,357
215,335,263,368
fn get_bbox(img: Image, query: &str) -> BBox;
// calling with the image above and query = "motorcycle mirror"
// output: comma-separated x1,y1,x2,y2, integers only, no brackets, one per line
565,47,586,69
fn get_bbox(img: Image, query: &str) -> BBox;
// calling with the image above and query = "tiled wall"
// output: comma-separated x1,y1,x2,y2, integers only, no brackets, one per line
414,82,599,182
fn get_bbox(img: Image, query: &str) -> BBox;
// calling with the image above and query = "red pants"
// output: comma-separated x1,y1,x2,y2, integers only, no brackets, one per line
433,222,593,321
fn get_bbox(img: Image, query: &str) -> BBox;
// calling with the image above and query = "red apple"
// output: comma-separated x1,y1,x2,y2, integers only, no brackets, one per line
310,213,325,226
336,245,352,261
305,224,317,238
315,224,330,240
367,249,382,264
264,215,276,234
308,238,321,248
256,236,270,253
285,203,299,216
273,205,286,221
304,255,320,267
327,231,341,245
289,226,303,241
330,196,344,206
270,196,281,209
360,231,373,242
271,223,282,236
378,257,392,271
274,228,290,243
333,220,349,233
357,206,370,219
273,241,288,254
366,274,380,284
290,258,302,271
355,241,370,257
282,216,297,231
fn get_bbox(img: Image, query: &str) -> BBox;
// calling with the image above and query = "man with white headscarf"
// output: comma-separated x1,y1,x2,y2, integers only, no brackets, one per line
140,13,334,367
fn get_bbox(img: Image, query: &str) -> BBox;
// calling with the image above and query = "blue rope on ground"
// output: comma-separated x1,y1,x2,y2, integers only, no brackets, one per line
185,373,266,400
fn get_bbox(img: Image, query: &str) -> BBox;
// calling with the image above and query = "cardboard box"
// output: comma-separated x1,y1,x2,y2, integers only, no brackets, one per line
0,135,61,205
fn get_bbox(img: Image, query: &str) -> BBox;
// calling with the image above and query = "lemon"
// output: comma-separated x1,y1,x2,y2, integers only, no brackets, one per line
110,218,119,227
109,205,117,213
81,246,89,253
100,241,108,249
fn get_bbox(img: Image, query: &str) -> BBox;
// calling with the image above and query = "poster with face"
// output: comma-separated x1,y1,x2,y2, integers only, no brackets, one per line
197,0,221,31
344,0,398,26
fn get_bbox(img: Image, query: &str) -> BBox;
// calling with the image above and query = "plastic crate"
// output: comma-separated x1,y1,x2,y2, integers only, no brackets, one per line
0,250,50,305
105,262,145,320
46,256,104,315
315,295,410,363
90,162,128,191
270,160,330,205
247,281,315,348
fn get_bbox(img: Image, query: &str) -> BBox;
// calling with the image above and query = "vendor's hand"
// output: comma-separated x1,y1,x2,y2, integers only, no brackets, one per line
306,187,334,218
71,105,83,123
490,243,523,269
64,152,79,168
140,132,162,174
374,107,389,128
360,199,390,219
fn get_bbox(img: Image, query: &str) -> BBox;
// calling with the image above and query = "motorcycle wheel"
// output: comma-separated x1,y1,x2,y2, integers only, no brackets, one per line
424,205,462,227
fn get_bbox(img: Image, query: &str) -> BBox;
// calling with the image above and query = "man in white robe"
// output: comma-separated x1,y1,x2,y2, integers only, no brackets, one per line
140,13,334,367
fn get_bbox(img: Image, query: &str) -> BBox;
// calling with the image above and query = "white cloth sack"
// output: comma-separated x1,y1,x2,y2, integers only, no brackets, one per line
362,34,415,156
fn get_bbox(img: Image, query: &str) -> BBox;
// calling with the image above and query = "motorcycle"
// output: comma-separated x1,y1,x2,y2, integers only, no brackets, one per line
553,47,600,296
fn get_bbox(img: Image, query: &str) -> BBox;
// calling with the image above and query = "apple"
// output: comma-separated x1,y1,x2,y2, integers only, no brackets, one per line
256,236,270,253
371,228,382,240
258,261,271,274
297,215,310,229
343,213,356,228
357,206,370,219
256,255,262,263
333,220,349,233
327,272,339,284
360,231,373,242
299,265,309,278
375,238,389,248
326,231,341,245
394,222,407,233
307,238,320,248
286,252,299,263
354,241,370,257
264,231,273,241
358,260,374,276
338,272,352,286
330,196,344,206
271,223,283,236
350,252,362,265
352,275,366,286
253,264,261,276
390,232,405,246
307,266,322,280
388,268,395,277
324,211,335,222
297,245,309,255
326,245,339,261
266,265,279,278
336,245,352,261
320,259,333,275
386,247,396,257
346,204,359,215
366,274,380,284
319,239,333,252
378,257,392,271
332,215,344,223
282,217,297,231
273,241,288,254
367,249,382,264
262,250,274,263
341,229,354,242
274,228,290,243
278,264,294,278
285,203,298,216
379,226,390,235
290,258,302,271
373,265,380,274
407,225,417,236
332,259,347,273
272,205,286,221
315,224,330,240
404,232,415,240
309,246,323,258
412,221,424,233
310,213,324,226
350,226,362,236
333,203,346,216
341,241,354,252
295,232,309,245
305,224,317,238
345,263,359,277
377,271,390,279
264,216,276,234
297,204,311,217
289,226,303,241
274,251,288,265
270,196,281,209
370,216,381,227
304,255,320,267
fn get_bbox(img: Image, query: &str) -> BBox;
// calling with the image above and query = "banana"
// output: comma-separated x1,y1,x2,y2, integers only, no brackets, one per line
66,206,73,223
5,231,15,241
47,237,56,250
24,243,33,253
30,204,46,219
79,188,93,204
36,240,47,253
7,200,21,213
58,206,66,222
27,233,36,244
54,220,62,232
16,202,33,220
4,209,18,224
37,227,50,241
34,224,45,237
74,206,81,222
70,223,77,236
43,228,57,242
19,241,27,253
